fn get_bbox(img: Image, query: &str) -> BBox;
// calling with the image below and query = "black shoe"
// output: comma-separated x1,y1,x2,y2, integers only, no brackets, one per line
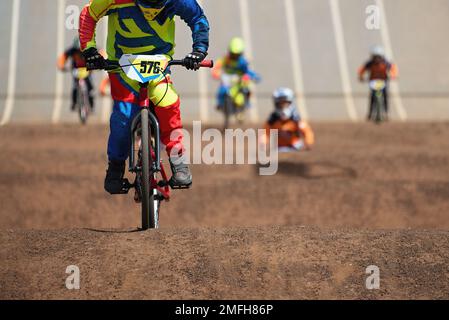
169,155,192,189
104,160,126,194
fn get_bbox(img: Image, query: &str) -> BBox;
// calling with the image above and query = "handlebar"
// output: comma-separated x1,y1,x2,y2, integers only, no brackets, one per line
168,59,214,69
103,58,214,72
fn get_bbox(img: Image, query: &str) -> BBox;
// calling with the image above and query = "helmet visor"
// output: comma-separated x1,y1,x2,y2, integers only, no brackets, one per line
275,98,292,110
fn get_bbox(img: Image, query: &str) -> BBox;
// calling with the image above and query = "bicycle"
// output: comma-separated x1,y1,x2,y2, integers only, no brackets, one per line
97,54,213,230
71,67,93,125
220,73,250,130
368,79,388,124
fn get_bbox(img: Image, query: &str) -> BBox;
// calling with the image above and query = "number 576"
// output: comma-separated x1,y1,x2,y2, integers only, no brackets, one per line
140,61,161,74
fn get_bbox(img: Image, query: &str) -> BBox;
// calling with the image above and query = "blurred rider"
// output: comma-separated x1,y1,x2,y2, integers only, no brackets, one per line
78,0,210,193
358,45,398,120
212,37,260,110
57,37,95,112
264,88,314,152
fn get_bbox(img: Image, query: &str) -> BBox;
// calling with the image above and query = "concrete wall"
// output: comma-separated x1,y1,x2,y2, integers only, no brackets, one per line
0,0,448,124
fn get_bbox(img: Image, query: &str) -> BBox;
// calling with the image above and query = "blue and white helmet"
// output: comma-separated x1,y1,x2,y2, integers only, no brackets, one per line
273,87,294,104
370,45,385,57
273,87,296,119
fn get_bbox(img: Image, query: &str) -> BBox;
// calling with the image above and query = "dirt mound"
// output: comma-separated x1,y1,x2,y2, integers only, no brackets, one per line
1,227,448,300
1,122,449,299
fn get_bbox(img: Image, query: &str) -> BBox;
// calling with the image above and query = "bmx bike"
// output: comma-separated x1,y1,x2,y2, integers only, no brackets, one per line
368,79,388,124
94,54,213,230
71,67,93,125
220,73,250,130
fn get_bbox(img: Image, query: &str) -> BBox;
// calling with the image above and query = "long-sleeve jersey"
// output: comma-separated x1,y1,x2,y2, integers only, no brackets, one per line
79,0,210,60
212,55,260,81
358,57,398,81
264,110,315,148
58,47,86,69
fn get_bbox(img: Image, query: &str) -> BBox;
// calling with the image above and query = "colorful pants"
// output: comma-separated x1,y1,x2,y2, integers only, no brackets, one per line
216,74,252,109
107,72,184,162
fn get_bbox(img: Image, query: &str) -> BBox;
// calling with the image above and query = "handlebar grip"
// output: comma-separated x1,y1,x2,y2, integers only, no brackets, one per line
200,60,214,68
104,60,120,71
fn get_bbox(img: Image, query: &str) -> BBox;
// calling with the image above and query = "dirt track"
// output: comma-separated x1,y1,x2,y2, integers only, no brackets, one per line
2,227,449,300
1,122,449,299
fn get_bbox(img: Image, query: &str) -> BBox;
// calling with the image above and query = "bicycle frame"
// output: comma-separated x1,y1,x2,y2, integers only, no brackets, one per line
129,87,161,172
129,85,171,201
97,54,213,229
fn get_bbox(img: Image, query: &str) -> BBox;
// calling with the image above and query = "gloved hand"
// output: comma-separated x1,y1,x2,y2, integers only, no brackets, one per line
184,51,207,71
83,47,107,70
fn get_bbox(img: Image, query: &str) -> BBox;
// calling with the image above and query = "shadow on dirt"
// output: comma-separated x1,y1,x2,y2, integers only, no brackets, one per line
84,228,142,234
256,161,358,180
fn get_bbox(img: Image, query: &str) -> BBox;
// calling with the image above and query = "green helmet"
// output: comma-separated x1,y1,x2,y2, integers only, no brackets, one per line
229,37,245,55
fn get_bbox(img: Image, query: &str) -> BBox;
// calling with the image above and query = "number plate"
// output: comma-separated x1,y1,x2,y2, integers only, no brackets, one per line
369,80,386,91
119,54,170,84
73,67,89,80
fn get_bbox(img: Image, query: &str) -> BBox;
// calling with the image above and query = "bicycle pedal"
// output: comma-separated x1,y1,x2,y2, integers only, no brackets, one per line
118,179,134,194
169,183,192,190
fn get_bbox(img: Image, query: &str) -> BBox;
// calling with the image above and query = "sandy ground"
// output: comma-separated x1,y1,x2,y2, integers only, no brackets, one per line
0,122,449,299
1,227,449,300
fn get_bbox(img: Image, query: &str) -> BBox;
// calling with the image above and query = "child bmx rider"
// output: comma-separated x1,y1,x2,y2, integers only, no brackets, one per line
78,0,210,193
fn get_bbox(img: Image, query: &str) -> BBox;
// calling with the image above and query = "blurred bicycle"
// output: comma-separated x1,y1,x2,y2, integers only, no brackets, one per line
220,73,252,129
367,80,387,124
71,67,93,125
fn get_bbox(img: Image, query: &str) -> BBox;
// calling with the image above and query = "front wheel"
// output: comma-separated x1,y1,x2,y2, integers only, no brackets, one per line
78,81,90,125
374,92,385,124
140,109,157,230
223,95,232,130
79,104,88,125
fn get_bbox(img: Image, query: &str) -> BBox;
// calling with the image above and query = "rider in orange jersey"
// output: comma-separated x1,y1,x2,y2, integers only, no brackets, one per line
264,88,314,152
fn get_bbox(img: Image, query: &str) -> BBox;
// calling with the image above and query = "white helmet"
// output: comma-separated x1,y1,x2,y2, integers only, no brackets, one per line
273,87,294,104
273,87,295,119
370,45,385,57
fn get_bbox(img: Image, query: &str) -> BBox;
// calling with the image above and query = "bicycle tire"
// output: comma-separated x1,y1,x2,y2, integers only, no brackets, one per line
223,95,231,130
374,93,382,124
78,82,89,125
140,108,154,230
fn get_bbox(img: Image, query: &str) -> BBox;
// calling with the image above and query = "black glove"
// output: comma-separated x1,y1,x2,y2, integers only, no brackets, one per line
184,51,207,70
82,47,107,70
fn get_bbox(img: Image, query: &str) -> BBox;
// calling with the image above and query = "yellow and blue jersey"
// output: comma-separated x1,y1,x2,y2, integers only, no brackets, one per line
79,0,210,60
212,55,260,81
